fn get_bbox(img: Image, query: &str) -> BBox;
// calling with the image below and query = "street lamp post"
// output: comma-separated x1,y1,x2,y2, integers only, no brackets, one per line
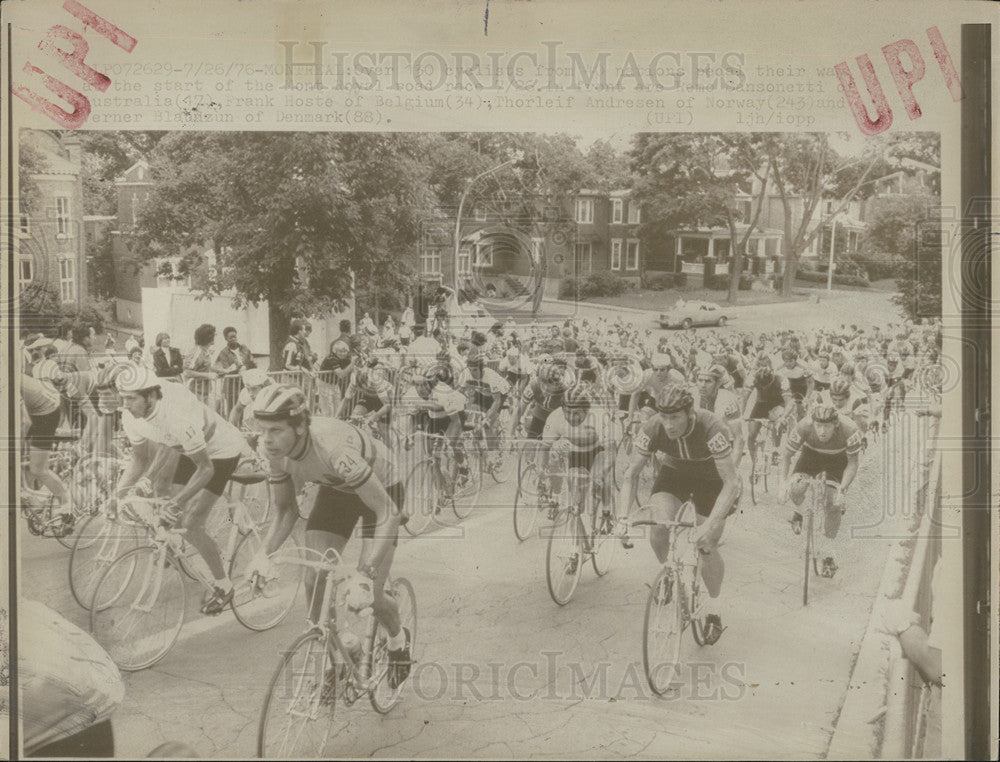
827,214,837,292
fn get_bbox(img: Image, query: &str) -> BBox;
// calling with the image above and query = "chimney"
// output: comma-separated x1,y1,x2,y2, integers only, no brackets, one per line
63,134,82,168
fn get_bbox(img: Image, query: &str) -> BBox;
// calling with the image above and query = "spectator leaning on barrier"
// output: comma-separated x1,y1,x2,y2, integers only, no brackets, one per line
216,326,256,374
152,332,184,379
283,319,308,371
185,324,226,410
298,320,317,370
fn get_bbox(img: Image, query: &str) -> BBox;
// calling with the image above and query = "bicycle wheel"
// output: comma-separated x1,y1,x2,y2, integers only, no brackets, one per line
69,514,147,610
90,545,187,671
236,482,271,528
369,577,417,714
546,510,583,606
258,630,336,758
643,567,683,696
513,462,541,542
488,427,517,484
802,508,814,606
749,454,760,505
402,459,436,537
590,500,617,577
229,533,303,631
452,445,481,520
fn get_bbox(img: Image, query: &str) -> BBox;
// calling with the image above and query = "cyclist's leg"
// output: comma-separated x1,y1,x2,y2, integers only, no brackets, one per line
692,483,727,600
303,486,354,624
646,466,684,563
26,411,69,508
359,483,403,640
746,419,762,464
174,456,239,582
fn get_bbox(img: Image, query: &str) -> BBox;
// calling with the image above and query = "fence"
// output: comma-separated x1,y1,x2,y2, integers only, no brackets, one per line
185,370,347,421
881,416,942,759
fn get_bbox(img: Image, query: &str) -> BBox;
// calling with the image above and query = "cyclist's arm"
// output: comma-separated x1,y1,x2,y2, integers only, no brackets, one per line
171,447,216,506
228,400,246,427
706,453,740,527
617,447,651,514
726,417,744,466
840,452,859,494
354,474,400,574
116,438,152,493
779,440,799,486
261,473,299,555
742,387,758,419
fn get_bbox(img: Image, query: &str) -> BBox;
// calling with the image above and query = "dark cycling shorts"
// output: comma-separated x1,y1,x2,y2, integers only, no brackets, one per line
749,401,783,421
26,409,61,451
618,393,631,412
635,391,655,410
424,415,453,437
306,481,403,545
813,380,831,393
525,412,551,440
651,465,736,519
792,448,847,483
565,445,604,472
172,454,240,497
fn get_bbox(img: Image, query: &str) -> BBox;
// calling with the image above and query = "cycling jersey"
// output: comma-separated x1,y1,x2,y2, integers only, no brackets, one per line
635,367,686,408
455,367,510,410
695,387,741,423
400,381,466,420
122,379,245,460
522,377,566,420
635,409,733,481
541,408,608,452
776,363,812,401
786,414,863,458
266,416,399,492
818,387,870,417
20,374,60,417
811,360,839,389
749,375,791,419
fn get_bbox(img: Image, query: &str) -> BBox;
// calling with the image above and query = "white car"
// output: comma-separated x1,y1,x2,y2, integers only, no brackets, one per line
659,300,730,329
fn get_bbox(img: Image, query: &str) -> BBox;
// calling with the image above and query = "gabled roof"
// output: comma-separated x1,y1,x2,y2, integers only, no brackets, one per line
116,160,152,185
30,150,78,176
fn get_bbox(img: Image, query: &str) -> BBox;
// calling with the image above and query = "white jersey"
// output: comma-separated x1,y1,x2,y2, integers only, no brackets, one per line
122,379,245,459
694,387,742,424
541,407,609,452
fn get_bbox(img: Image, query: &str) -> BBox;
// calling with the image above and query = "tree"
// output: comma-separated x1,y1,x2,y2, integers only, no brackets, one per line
762,134,885,296
629,133,770,303
132,132,436,368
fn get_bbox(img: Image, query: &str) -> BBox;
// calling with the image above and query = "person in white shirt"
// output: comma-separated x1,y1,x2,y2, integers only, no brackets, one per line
113,367,248,616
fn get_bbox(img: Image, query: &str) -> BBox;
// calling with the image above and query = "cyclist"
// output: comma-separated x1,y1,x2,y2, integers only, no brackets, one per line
778,404,863,578
339,364,394,439
20,371,73,529
810,348,838,395
113,367,247,615
399,364,468,497
775,348,813,419
628,352,685,423
538,385,615,514
497,345,533,401
456,348,511,451
744,366,794,475
819,377,872,433
618,384,740,644
228,367,274,429
695,365,744,466
250,384,412,688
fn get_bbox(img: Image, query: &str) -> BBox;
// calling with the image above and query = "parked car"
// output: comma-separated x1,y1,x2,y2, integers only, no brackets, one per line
659,300,730,329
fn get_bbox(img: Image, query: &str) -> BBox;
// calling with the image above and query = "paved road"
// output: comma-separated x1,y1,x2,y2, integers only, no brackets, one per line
18,290,913,758
22,436,899,758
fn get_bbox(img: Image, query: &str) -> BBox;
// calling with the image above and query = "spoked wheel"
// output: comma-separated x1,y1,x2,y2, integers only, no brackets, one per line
69,514,147,610
488,429,517,484
749,455,760,505
258,630,336,758
402,459,437,537
369,577,417,714
643,567,683,696
452,445,481,520
546,510,583,606
589,497,617,577
229,535,304,631
513,461,543,542
90,545,187,671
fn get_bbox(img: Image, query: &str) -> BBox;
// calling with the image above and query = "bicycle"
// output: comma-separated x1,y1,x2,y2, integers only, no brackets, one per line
799,470,839,606
633,498,707,696
257,547,416,758
613,414,655,507
512,437,559,542
465,408,515,485
544,457,617,606
401,430,481,535
748,415,787,505
89,480,303,671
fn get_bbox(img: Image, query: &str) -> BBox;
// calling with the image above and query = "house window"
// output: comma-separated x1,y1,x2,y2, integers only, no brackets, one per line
474,244,493,268
19,203,30,235
626,239,640,270
823,200,834,216
575,197,594,224
56,197,70,235
611,199,623,224
611,239,623,270
59,257,76,302
740,199,752,221
474,205,486,222
627,202,641,224
421,249,441,275
457,248,471,275
574,242,592,275
19,258,32,292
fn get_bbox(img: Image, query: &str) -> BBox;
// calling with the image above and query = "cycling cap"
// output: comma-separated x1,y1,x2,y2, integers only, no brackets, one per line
252,384,309,421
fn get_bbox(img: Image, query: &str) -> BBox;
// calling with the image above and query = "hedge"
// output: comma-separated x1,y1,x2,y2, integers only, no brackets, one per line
559,271,631,299
706,273,754,291
642,272,675,290
796,269,871,288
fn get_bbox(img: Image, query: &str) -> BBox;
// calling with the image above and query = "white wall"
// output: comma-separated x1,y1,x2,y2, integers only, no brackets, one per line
141,287,355,360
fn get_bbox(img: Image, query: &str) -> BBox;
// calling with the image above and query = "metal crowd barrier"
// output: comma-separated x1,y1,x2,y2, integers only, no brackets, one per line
881,417,943,759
